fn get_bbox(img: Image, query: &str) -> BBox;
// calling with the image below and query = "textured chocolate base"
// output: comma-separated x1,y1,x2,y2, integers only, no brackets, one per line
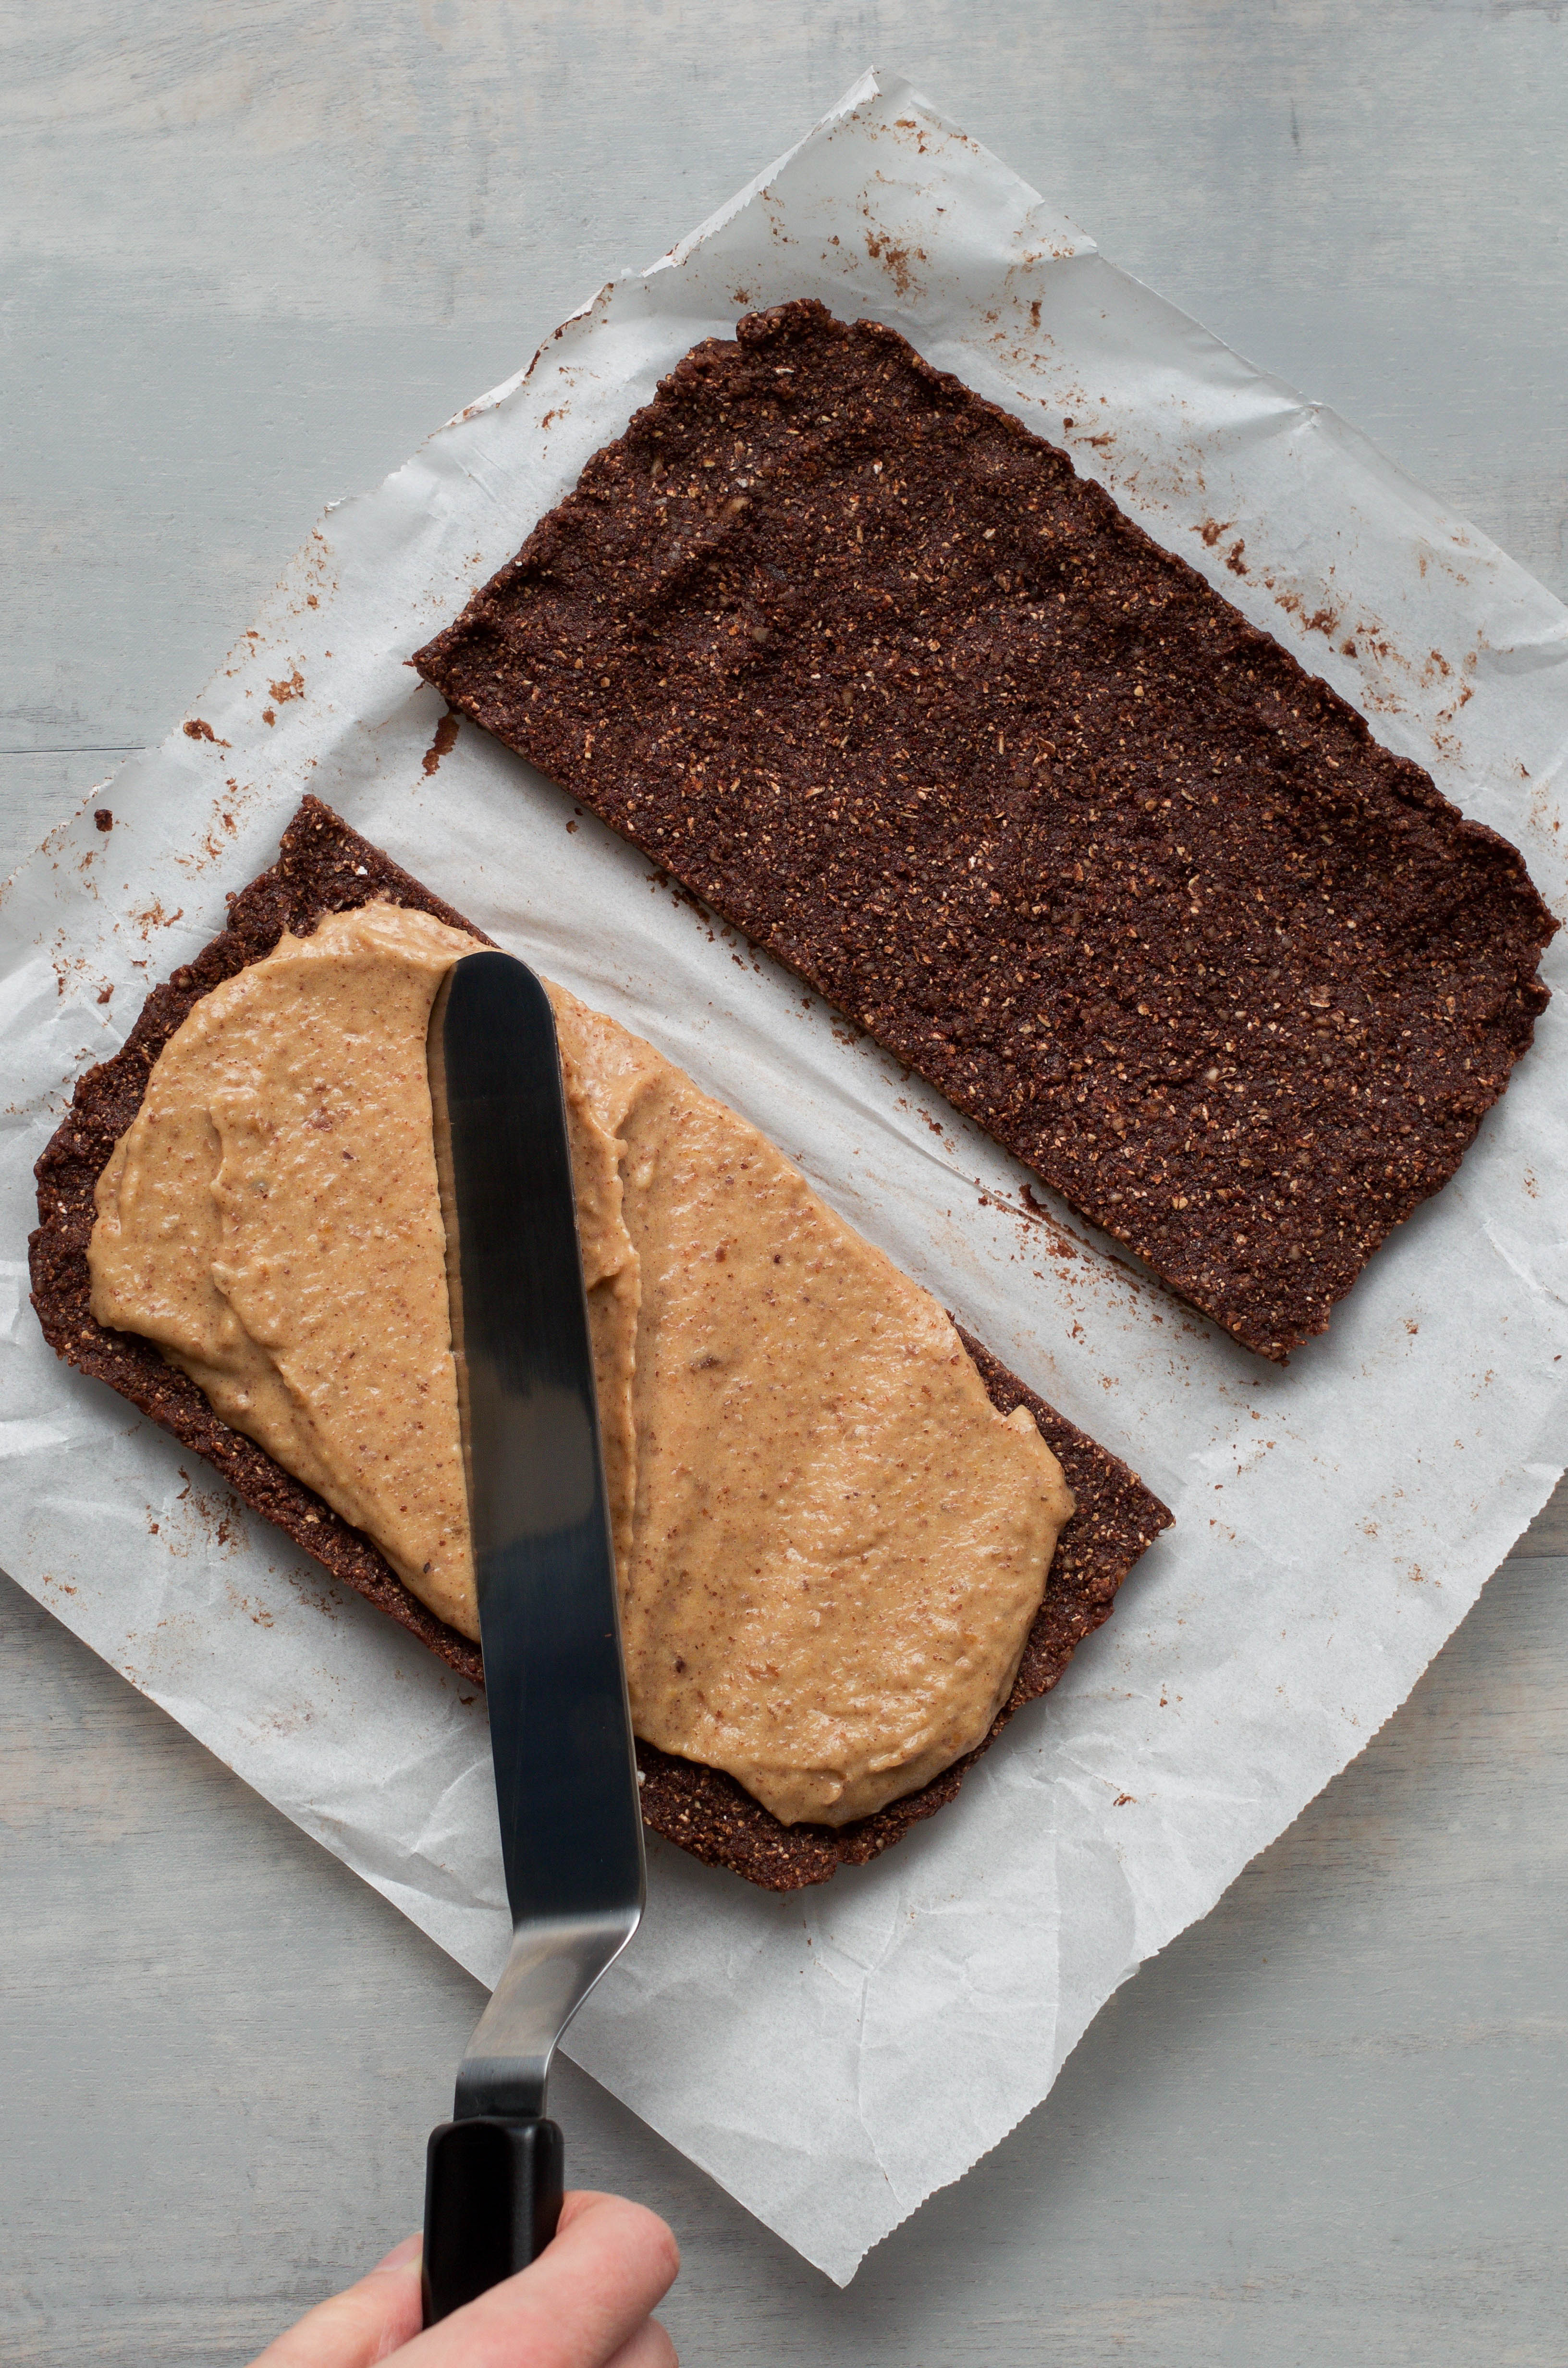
413,297,1557,1363
31,794,1171,1889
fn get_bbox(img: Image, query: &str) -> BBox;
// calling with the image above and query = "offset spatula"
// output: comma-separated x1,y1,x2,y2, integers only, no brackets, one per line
421,950,646,2327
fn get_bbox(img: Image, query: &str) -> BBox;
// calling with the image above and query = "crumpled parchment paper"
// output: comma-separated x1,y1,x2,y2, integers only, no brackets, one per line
2,69,1565,2284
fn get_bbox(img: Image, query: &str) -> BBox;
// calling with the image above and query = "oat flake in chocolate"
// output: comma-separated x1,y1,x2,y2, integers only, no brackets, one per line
414,298,1557,1362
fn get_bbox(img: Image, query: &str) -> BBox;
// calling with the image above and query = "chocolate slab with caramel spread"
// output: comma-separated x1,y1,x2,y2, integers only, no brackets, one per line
413,297,1557,1362
31,795,1171,1891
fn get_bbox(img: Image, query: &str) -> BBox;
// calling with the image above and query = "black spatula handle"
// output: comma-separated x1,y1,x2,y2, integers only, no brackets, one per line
422,2114,565,2324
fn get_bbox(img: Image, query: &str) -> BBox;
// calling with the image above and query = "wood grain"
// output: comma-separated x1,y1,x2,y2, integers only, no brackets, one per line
3,2,1566,2359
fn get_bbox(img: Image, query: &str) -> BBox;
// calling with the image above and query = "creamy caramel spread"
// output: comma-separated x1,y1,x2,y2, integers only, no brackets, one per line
90,900,1075,1825
88,904,479,1635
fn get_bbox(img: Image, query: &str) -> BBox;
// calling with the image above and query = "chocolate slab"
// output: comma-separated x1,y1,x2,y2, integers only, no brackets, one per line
30,796,490,1690
31,795,1171,1889
413,297,1557,1362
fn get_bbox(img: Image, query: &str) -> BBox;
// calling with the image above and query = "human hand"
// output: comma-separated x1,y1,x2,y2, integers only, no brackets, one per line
248,2190,680,2368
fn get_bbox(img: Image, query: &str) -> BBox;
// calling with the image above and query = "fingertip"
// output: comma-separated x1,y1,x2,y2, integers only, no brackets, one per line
554,2192,680,2285
370,2233,423,2274
639,2207,681,2285
556,2187,607,2231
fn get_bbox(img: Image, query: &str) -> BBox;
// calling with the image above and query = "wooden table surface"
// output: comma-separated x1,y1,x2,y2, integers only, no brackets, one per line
4,7,1566,2360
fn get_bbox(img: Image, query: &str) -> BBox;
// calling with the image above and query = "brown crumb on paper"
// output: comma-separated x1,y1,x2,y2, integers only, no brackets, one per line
422,711,461,776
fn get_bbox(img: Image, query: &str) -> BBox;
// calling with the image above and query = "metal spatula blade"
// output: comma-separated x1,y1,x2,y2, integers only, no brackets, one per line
421,949,645,2326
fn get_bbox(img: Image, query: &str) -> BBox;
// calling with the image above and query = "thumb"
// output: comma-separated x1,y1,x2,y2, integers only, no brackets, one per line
247,2235,425,2368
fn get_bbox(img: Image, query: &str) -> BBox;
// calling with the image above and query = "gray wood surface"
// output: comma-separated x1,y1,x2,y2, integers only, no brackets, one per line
4,5,1566,2359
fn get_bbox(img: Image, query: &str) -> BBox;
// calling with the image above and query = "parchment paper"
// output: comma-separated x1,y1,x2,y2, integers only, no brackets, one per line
3,69,1566,2284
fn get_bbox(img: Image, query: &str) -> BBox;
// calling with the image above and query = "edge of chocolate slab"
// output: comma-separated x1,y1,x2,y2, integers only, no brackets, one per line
412,295,1558,1364
30,793,1172,1891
